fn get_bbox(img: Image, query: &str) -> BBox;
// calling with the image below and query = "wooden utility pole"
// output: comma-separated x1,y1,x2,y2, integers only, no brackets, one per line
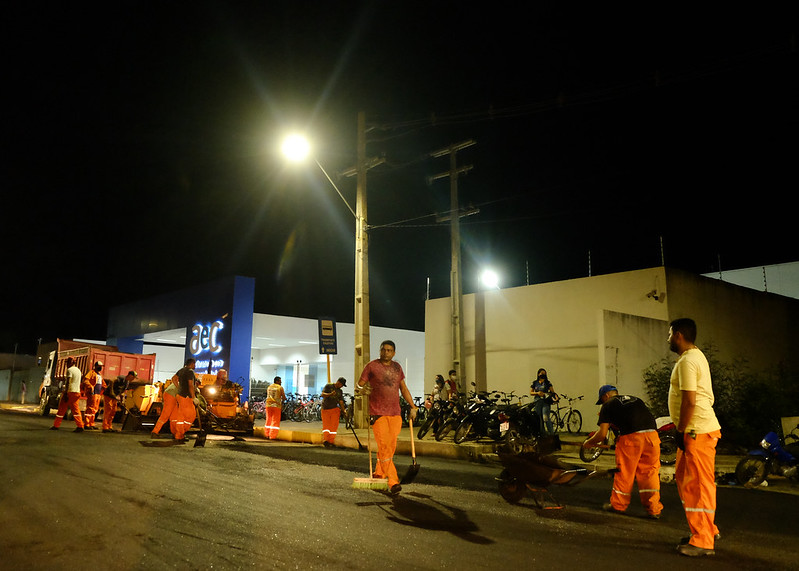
430,139,476,396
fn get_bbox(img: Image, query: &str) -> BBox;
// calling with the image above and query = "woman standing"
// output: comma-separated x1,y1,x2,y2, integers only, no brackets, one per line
530,368,559,435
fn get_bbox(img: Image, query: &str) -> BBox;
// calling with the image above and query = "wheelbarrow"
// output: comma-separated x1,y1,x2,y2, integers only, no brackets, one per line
496,451,617,508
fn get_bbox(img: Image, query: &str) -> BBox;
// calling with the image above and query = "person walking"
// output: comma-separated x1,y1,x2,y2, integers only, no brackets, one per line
530,368,558,435
173,358,199,443
264,376,285,439
50,357,85,432
668,318,722,557
356,340,418,494
583,385,662,519
81,361,104,430
103,371,135,433
320,377,347,447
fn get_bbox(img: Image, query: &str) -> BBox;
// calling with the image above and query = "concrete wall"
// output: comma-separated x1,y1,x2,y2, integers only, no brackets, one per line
425,266,799,426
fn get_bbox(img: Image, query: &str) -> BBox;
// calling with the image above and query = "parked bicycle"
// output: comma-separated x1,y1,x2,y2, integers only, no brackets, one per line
549,394,584,433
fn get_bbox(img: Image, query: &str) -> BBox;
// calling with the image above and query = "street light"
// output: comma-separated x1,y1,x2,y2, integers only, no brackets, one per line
480,269,500,290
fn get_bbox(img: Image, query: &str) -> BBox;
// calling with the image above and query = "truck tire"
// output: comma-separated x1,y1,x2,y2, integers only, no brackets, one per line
39,393,51,416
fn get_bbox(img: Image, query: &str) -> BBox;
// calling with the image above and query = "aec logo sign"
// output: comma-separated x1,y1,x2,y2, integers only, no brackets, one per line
189,318,230,375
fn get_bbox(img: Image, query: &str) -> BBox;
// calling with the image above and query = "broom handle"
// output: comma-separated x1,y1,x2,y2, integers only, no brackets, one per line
409,414,416,459
367,414,374,476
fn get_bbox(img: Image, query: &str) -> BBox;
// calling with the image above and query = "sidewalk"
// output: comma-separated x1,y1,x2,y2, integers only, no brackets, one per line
1,401,738,475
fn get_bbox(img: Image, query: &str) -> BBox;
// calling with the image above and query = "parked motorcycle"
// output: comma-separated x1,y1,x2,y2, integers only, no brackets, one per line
453,391,505,444
735,424,799,487
579,416,678,465
498,401,543,454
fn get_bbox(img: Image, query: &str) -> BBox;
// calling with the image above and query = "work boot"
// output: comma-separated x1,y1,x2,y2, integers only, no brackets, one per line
677,544,715,557
680,533,721,545
602,503,625,515
49,426,59,431
150,432,161,439
390,484,402,494
73,427,84,433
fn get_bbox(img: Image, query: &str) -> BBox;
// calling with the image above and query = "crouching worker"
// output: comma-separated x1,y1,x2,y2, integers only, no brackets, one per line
583,385,662,519
103,371,135,433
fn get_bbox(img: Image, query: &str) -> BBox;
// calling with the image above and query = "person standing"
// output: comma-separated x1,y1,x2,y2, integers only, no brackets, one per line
356,340,418,494
173,358,199,443
81,361,104,430
668,318,722,557
583,385,662,519
320,377,347,447
103,371,135,433
50,357,85,432
264,376,285,439
446,370,458,401
530,368,559,435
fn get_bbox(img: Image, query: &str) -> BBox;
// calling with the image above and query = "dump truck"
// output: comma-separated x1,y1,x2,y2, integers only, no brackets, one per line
38,339,156,417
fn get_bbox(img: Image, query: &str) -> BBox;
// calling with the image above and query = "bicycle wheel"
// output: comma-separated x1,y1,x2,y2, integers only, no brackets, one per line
549,412,560,433
580,443,604,462
567,410,582,433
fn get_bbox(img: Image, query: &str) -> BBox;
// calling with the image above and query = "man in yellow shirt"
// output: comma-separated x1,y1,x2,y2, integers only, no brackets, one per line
668,318,721,557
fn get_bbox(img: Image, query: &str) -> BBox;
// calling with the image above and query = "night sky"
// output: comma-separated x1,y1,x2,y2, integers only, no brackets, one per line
4,3,797,355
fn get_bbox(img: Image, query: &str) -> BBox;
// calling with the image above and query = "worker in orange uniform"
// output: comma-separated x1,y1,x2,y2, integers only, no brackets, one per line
81,361,104,430
356,340,417,494
668,318,722,557
50,357,86,432
172,358,199,443
320,377,347,447
151,373,180,438
103,370,135,433
583,385,662,519
264,376,285,439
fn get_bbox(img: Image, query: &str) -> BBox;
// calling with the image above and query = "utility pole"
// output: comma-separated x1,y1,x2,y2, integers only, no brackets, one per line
341,111,384,427
430,139,476,396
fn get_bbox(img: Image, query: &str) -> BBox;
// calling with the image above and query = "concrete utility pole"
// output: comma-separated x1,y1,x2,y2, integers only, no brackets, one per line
430,140,476,397
341,112,384,427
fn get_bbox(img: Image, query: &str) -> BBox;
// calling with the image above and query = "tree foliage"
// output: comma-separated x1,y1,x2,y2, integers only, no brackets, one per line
642,345,799,447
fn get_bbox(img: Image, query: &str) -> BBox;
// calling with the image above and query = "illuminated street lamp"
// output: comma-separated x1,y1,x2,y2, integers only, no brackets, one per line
480,268,500,290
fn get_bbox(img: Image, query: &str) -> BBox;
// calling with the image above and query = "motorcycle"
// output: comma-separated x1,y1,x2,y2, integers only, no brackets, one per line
579,416,678,465
452,391,504,444
498,401,543,454
735,424,799,487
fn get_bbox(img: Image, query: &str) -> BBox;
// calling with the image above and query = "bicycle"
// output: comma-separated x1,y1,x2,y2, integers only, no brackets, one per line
548,393,584,433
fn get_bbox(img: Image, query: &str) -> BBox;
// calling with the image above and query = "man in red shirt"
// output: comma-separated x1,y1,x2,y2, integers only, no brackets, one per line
357,340,417,494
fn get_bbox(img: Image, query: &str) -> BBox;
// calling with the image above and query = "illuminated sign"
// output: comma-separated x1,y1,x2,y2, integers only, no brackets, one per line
189,318,230,375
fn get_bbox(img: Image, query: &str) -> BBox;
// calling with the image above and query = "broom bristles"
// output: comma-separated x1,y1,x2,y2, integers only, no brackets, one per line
352,477,389,490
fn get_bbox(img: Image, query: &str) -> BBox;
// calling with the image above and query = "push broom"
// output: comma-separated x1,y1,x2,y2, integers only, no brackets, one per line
352,413,388,490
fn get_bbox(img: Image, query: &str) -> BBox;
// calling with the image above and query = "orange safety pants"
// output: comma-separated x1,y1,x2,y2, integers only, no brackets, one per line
102,396,119,430
53,392,85,429
152,392,178,435
84,394,102,427
676,430,721,549
372,415,402,487
265,407,281,439
321,408,341,443
609,430,662,516
174,395,196,440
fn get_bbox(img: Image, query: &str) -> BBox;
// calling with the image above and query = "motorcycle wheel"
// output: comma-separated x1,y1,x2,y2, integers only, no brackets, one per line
453,420,474,444
580,443,604,463
504,427,525,454
567,410,582,433
417,416,435,440
497,469,527,504
735,456,768,487
435,418,457,441
659,434,678,466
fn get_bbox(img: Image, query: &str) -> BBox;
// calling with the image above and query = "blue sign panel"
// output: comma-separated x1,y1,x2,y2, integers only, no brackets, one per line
318,317,337,355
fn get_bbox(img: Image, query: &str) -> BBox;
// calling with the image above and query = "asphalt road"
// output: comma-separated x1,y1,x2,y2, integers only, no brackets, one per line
1,411,797,570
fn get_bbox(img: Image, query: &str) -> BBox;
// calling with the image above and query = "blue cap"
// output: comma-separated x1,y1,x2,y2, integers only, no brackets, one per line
596,385,617,405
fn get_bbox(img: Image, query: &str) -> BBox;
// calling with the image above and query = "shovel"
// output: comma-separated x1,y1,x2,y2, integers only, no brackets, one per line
400,414,420,484
193,404,207,448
